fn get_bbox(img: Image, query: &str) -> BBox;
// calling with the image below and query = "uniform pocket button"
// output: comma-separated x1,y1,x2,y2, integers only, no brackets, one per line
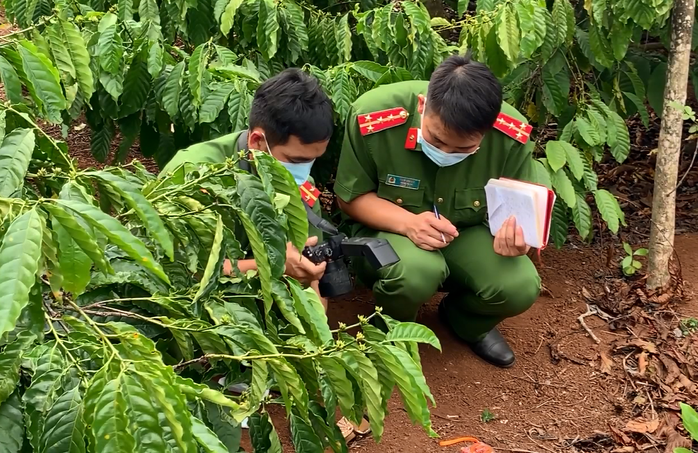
437,197,444,203
396,198,403,205
473,200,481,207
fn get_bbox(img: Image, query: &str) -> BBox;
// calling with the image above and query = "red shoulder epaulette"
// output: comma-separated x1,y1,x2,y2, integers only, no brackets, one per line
493,112,533,144
299,181,321,208
357,107,410,136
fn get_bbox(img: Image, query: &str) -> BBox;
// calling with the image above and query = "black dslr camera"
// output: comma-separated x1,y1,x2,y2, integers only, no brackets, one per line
302,233,400,297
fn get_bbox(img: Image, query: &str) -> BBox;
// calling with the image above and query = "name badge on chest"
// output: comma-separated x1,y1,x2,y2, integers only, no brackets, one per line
385,174,420,190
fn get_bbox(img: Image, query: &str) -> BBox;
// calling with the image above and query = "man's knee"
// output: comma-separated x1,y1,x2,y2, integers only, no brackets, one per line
482,269,540,317
374,249,448,317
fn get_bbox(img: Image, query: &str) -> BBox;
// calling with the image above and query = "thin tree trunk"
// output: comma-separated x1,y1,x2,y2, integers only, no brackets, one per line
647,0,696,290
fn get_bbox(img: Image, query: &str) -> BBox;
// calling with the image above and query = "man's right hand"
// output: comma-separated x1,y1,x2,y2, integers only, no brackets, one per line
285,236,327,286
405,211,459,251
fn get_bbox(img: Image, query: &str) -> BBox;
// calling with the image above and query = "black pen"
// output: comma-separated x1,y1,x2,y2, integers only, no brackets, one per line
432,204,446,244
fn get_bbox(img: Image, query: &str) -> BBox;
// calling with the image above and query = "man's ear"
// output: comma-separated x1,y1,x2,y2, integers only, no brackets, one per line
247,129,267,151
417,94,426,115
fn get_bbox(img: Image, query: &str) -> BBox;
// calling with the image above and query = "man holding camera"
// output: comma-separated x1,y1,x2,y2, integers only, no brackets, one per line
334,55,541,368
161,69,332,302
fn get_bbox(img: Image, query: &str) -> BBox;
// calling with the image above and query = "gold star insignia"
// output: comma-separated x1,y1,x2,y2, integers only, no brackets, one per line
367,125,374,132
364,114,372,121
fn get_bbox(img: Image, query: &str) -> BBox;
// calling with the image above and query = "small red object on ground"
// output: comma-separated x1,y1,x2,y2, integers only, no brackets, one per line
460,442,495,453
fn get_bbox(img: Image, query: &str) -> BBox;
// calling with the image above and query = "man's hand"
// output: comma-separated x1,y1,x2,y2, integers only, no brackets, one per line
285,236,327,286
493,216,530,257
405,211,459,251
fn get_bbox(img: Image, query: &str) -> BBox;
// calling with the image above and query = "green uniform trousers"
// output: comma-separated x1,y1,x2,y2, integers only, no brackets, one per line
353,225,541,342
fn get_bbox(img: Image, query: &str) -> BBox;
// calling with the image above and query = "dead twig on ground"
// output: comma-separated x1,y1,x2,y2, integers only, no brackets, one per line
579,304,601,343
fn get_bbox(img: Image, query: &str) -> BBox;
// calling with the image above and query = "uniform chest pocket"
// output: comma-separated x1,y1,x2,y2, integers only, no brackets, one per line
377,182,424,211
454,188,487,226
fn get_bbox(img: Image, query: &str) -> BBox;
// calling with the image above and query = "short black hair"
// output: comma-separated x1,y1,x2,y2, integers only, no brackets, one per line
426,54,502,137
249,68,334,147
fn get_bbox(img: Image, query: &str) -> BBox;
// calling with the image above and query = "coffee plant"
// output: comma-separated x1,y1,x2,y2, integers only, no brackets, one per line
0,105,444,452
0,0,697,244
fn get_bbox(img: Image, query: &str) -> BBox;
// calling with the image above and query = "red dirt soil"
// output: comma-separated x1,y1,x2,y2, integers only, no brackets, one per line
242,235,698,453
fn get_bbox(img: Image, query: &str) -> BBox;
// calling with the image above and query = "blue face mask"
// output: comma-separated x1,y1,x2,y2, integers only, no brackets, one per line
418,101,476,167
279,159,315,185
417,131,474,167
261,132,315,185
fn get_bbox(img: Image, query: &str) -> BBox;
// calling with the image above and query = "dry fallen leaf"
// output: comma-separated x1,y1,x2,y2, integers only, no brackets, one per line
660,355,682,385
611,447,635,453
629,339,658,354
582,287,594,301
610,426,633,445
638,351,648,376
600,351,614,374
625,418,660,434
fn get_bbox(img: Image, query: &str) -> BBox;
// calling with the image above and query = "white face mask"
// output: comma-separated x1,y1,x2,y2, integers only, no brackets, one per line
418,100,477,167
261,132,315,185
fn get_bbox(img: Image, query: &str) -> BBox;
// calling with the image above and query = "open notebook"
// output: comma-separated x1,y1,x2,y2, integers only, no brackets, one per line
484,178,556,249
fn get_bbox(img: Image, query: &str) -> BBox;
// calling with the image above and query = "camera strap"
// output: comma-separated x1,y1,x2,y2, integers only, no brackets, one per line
234,130,338,237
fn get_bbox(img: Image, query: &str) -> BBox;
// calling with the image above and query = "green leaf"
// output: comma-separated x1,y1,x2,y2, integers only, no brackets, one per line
290,412,324,453
91,375,137,452
0,335,33,404
575,117,601,147
679,402,698,441
194,215,224,303
120,373,170,452
572,193,592,240
189,43,211,106
551,168,576,208
90,119,114,163
496,4,520,61
249,412,282,453
336,14,352,63
55,199,170,284
317,357,355,421
607,111,630,162
350,61,388,83
541,53,570,116
235,172,286,279
267,357,309,416
51,19,94,100
44,203,110,274
99,72,124,101
203,402,242,453
199,82,235,123
0,209,42,338
161,61,185,119
0,55,23,104
594,189,621,234
220,0,244,34
40,386,85,453
139,0,161,24
544,140,567,172
91,172,174,259
623,242,633,255
234,208,273,304
97,25,124,74
288,279,332,345
588,25,613,67
191,414,229,453
341,350,385,441
624,91,650,127
117,0,133,21
0,128,34,197
252,151,308,252
532,159,553,189
120,58,151,118
370,344,435,437
53,215,91,296
147,42,164,78
18,40,66,123
270,281,305,333
257,0,279,60
550,198,568,248
0,392,23,453
384,322,441,351
457,0,467,17
562,141,584,180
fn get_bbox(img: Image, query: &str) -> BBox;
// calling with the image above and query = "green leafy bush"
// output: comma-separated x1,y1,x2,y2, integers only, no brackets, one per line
0,105,442,452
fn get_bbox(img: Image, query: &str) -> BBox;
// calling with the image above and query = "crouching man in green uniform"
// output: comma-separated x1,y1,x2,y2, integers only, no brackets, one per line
334,55,541,368
160,68,333,305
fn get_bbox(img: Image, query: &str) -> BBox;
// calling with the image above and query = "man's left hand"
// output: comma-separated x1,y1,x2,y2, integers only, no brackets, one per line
493,216,530,257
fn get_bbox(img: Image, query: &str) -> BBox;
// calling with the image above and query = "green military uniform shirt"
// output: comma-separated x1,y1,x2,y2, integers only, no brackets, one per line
334,80,541,342
160,131,325,242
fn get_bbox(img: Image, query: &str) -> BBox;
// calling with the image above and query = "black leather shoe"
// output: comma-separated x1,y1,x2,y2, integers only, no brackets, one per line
438,302,515,368
467,329,516,368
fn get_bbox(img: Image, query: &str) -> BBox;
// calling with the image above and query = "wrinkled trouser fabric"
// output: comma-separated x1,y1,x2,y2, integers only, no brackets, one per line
353,225,541,342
